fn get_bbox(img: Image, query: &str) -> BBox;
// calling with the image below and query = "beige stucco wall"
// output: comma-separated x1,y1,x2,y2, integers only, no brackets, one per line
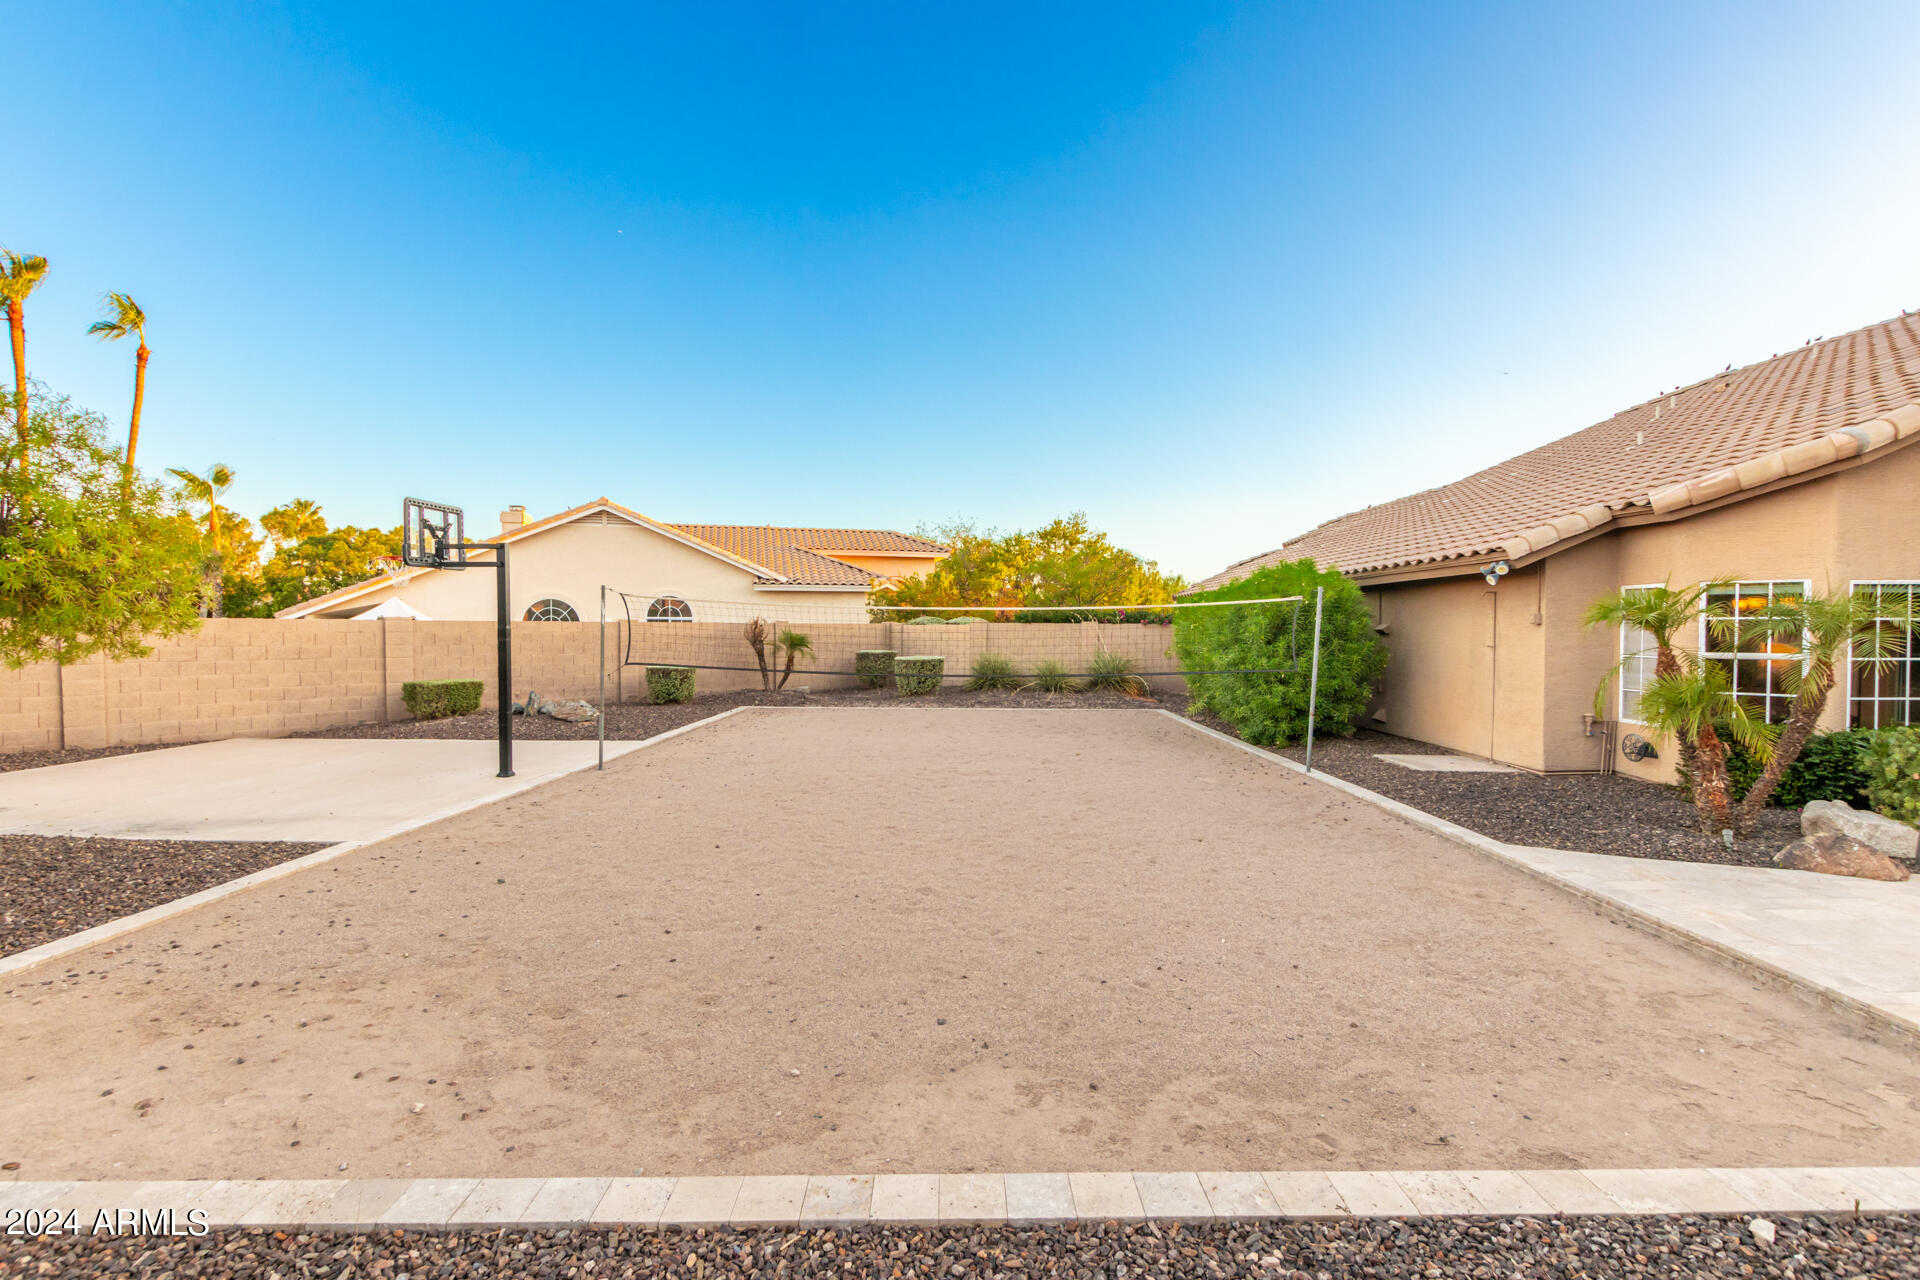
297,516,871,622
814,552,939,579
1364,441,1920,776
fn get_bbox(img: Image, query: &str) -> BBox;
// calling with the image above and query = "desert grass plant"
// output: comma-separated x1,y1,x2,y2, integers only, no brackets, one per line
646,664,695,704
967,652,1018,691
894,654,944,696
1085,649,1146,696
855,649,895,688
776,629,813,689
1029,658,1075,693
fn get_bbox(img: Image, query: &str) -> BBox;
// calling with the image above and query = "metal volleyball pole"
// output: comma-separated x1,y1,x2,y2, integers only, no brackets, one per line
1303,585,1325,773
598,585,607,772
493,542,514,778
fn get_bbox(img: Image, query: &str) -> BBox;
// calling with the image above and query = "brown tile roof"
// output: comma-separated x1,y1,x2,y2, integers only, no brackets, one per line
1192,312,1920,588
664,524,947,585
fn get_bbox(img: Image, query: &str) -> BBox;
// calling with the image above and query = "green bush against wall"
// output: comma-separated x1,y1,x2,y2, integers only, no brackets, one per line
401,679,483,720
1174,559,1385,747
855,650,896,688
1864,726,1920,825
894,655,944,696
646,665,695,705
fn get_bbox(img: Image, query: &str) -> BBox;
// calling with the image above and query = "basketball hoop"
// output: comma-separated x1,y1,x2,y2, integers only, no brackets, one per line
402,498,468,569
373,554,408,581
400,496,514,779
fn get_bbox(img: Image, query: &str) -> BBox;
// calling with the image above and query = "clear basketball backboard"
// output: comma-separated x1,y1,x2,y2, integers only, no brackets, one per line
401,498,468,568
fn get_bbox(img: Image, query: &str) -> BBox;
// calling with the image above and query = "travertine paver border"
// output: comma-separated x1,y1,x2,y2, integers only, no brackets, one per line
2,1169,1913,1233
1158,711,1920,1043
0,708,751,980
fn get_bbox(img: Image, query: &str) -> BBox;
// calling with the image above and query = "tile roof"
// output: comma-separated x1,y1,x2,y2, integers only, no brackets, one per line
664,524,947,585
1192,312,1920,588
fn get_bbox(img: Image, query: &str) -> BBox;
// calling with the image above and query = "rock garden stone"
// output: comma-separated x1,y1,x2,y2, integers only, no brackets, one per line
1773,830,1910,881
1801,798,1918,861
543,699,600,723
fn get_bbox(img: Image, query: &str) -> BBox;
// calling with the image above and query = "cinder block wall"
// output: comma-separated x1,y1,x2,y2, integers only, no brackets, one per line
0,618,1187,754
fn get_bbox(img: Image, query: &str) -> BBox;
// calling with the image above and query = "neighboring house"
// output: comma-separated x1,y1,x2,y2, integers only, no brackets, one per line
1191,312,1920,781
275,497,946,624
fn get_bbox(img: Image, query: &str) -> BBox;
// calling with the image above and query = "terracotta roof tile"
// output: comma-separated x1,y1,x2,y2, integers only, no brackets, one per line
665,524,946,585
1193,311,1920,588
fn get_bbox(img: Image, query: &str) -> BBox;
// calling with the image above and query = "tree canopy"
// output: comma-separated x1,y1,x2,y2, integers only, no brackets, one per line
870,513,1184,618
223,521,402,617
0,384,203,667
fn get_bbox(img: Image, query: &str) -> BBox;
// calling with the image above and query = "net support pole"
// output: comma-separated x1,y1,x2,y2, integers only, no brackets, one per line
597,585,607,772
493,542,514,779
1303,585,1325,773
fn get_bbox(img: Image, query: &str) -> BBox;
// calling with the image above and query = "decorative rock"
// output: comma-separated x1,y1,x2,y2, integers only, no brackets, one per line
1802,799,1918,861
543,699,600,723
1773,830,1909,882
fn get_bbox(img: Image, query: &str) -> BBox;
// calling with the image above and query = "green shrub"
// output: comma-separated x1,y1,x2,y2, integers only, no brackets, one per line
1030,658,1075,693
908,615,950,625
1085,649,1145,694
855,649,896,688
1175,558,1386,747
967,653,1018,691
894,654,945,695
1676,726,1875,807
1864,726,1920,825
645,665,695,705
402,678,483,720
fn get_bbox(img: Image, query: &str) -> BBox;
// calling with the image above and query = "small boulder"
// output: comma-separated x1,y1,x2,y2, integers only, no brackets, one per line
1774,830,1910,882
1802,799,1918,861
543,699,600,723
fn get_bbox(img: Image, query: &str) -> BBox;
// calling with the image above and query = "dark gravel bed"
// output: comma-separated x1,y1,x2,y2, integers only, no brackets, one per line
7,1215,1915,1279
0,836,331,958
300,684,1178,741
1260,727,1801,867
0,741,192,775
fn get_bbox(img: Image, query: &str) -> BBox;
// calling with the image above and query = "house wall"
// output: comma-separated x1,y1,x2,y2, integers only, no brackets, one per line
1363,441,1920,777
0,618,1182,754
297,516,871,622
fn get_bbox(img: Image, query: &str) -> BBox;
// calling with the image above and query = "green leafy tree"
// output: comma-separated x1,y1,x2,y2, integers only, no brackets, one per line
1,249,49,476
259,498,327,547
870,513,1182,619
86,293,149,484
166,462,240,616
225,523,402,616
0,384,202,668
1175,559,1385,747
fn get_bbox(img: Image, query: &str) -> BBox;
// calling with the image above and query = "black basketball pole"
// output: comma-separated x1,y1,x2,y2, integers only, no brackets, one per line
491,542,514,778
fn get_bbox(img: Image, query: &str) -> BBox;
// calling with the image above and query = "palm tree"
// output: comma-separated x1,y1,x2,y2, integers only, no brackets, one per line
0,249,49,476
1584,579,1732,780
777,629,814,689
1728,586,1914,818
168,463,236,617
260,498,326,547
87,293,149,484
1634,662,1774,834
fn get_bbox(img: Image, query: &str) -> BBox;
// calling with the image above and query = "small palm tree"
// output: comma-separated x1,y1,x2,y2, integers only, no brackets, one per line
1634,660,1775,834
87,293,150,484
777,629,814,690
1726,586,1914,818
168,463,236,616
0,249,49,476
1585,579,1732,779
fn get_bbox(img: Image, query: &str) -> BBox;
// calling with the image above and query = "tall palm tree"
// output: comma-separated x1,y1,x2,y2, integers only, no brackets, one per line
168,463,236,617
0,249,49,476
1728,586,1914,818
87,293,149,484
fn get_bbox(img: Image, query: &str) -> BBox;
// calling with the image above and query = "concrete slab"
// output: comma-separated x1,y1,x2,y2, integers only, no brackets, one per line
1198,1172,1279,1218
0,738,640,842
379,1178,481,1228
1004,1173,1076,1223
799,1175,873,1226
1134,1172,1212,1220
870,1174,940,1226
1069,1172,1143,1221
1374,754,1517,773
730,1175,808,1227
1261,1172,1347,1218
938,1173,1007,1223
590,1178,676,1226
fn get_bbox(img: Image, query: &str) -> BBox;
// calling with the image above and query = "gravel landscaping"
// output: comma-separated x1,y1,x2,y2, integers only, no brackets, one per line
8,1215,1917,1280
1261,727,1803,868
0,835,330,958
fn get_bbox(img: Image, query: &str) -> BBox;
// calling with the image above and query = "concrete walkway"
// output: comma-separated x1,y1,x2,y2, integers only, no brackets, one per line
2,1166,1915,1233
0,738,643,842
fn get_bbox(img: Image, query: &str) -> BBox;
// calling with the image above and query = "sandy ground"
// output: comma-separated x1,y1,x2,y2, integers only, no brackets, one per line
3,708,1918,1182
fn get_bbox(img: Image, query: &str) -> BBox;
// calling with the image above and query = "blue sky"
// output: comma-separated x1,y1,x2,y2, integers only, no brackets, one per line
13,1,1920,579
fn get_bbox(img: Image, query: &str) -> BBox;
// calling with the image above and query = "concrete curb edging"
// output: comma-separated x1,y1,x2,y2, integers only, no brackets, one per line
2,1167,1915,1234
1155,711,1920,1044
0,709,756,981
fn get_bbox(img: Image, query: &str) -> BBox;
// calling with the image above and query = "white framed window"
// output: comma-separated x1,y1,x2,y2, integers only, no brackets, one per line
646,594,693,622
1617,584,1661,723
1700,580,1808,724
524,598,579,622
1850,581,1920,729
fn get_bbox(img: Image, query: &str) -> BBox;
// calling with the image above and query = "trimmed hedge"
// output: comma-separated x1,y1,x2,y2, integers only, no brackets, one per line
1865,726,1920,825
894,654,944,696
855,649,896,689
646,665,695,705
402,678,483,720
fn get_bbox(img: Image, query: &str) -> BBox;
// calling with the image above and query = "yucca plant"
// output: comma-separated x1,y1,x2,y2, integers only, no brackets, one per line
1086,649,1146,696
1029,658,1075,694
967,652,1018,691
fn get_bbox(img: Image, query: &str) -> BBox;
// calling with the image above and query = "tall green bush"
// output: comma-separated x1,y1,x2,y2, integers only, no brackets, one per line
646,665,695,704
894,655,944,695
1864,726,1920,825
1175,559,1385,747
854,649,895,688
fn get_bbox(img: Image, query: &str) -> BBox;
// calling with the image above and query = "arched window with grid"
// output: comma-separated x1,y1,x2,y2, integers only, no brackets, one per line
523,598,580,622
646,595,694,622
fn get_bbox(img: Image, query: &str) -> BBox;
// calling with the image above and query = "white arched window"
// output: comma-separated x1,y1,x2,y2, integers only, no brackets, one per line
647,595,693,622
523,598,580,622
